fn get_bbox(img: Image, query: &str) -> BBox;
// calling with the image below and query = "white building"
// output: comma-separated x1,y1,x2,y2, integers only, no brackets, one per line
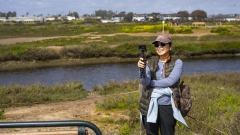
101,18,121,23
45,17,55,21
0,17,44,22
225,17,236,21
132,14,147,21
161,14,180,20
66,16,75,21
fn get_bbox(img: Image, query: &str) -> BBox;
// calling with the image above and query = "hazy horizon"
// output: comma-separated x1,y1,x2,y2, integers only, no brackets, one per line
0,0,239,17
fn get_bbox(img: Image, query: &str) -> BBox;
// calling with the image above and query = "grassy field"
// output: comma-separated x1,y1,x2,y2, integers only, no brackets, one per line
1,22,240,64
0,22,240,134
0,72,239,135
93,72,240,135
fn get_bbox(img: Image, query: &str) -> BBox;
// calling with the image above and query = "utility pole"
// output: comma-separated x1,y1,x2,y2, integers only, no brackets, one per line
162,21,165,33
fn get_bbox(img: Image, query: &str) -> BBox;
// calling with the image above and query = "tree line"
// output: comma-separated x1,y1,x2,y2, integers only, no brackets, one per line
0,11,17,17
0,9,213,21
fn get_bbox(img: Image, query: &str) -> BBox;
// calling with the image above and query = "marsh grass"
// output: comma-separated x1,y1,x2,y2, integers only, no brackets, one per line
1,33,240,62
0,81,88,108
95,72,240,135
0,22,166,37
1,24,240,62
93,79,139,95
0,21,239,37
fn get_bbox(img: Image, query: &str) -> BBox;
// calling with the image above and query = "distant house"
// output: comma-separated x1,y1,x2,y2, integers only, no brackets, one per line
112,15,124,22
160,13,193,21
210,14,239,21
66,16,75,21
236,17,240,21
101,18,121,23
0,17,44,23
100,14,124,23
225,16,236,21
161,13,180,20
132,14,147,21
0,17,6,22
148,16,154,20
45,17,55,21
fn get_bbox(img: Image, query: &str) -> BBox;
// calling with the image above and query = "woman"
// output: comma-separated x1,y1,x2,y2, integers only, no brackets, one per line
138,33,186,135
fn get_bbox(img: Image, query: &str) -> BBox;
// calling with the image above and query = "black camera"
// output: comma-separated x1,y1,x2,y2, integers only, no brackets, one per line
138,45,147,78
139,45,147,52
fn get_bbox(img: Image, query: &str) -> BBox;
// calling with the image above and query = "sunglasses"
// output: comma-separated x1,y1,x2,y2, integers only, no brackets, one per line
154,42,169,47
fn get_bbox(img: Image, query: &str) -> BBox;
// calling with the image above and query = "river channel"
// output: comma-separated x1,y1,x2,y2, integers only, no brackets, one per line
0,57,239,91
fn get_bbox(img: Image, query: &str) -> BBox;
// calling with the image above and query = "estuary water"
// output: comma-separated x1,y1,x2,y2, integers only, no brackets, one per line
0,57,239,91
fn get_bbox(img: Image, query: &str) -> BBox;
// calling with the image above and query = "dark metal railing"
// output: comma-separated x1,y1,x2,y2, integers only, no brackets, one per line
0,120,102,135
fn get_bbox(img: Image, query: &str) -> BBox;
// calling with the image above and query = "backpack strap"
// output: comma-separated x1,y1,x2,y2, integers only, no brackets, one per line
179,80,184,97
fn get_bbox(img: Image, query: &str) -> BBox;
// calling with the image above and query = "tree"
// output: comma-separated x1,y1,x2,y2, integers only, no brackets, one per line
26,12,29,17
0,11,16,17
124,12,133,22
118,11,126,16
83,14,90,17
12,11,17,17
95,10,107,18
6,11,12,17
107,10,115,18
72,12,79,18
149,12,160,21
150,12,160,18
95,10,116,19
178,10,189,20
191,10,207,21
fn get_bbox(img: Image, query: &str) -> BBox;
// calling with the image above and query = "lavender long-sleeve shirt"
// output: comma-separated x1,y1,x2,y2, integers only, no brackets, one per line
140,59,183,105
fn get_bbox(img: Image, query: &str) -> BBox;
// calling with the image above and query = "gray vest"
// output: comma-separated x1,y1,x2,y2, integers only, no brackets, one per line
139,57,180,116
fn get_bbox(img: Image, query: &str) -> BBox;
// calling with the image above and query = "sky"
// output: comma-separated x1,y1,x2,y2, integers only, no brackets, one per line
0,0,239,17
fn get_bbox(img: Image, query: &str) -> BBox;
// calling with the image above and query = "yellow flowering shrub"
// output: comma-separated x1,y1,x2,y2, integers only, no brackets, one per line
120,24,163,33
169,26,192,34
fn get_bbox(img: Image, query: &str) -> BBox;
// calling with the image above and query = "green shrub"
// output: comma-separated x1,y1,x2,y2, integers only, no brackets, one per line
93,79,139,95
0,109,5,120
18,48,60,61
210,26,230,33
96,93,138,110
0,81,88,108
169,26,193,34
61,45,114,59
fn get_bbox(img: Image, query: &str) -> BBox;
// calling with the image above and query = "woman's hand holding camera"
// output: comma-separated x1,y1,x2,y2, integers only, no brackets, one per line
138,58,147,68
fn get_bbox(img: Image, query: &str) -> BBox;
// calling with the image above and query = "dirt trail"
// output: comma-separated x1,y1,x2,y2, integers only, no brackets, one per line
0,93,117,134
0,30,214,45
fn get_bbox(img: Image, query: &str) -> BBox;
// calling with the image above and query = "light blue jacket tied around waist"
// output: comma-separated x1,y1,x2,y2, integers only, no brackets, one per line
147,87,188,127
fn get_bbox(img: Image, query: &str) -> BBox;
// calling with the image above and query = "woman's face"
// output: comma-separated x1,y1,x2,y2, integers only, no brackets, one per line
154,42,172,56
